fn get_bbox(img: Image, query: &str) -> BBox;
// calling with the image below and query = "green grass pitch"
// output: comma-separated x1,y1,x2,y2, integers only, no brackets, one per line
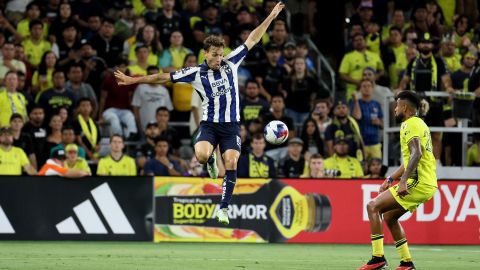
0,242,478,269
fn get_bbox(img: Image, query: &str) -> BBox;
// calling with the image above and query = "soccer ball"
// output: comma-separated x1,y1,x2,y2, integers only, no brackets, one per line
264,120,289,145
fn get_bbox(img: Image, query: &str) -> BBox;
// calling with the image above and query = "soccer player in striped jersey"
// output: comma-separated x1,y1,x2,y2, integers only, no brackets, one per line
358,91,437,270
115,2,285,225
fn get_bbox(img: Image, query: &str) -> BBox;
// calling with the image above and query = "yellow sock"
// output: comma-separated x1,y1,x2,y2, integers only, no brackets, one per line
371,234,384,257
395,238,412,262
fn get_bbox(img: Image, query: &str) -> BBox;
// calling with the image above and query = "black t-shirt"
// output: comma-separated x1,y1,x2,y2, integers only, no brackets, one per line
262,113,295,150
156,11,182,48
241,98,270,125
324,119,360,158
451,70,470,90
73,118,100,152
283,76,322,113
405,56,448,92
160,126,181,152
13,132,34,155
88,34,123,67
255,63,288,96
278,156,305,178
467,66,480,108
22,122,47,167
137,142,155,159
37,88,76,121
57,39,81,65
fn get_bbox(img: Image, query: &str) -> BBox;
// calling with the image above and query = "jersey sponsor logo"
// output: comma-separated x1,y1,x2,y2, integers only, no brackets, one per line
210,78,228,88
210,86,231,98
56,183,135,234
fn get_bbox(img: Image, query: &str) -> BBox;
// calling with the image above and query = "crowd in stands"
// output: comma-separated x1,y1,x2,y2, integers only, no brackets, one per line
0,0,479,180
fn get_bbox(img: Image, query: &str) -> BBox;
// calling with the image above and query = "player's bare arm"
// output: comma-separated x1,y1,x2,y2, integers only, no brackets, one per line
114,70,171,86
244,2,285,50
398,138,423,198
379,166,404,192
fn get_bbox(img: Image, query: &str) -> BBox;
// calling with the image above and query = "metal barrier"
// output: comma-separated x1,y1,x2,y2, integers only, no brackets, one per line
382,91,480,166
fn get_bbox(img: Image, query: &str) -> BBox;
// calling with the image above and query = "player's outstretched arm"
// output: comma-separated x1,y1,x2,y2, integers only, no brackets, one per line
244,2,285,50
115,70,171,86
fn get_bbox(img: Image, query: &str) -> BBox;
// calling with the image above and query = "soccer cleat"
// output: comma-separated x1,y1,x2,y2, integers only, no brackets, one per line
395,261,416,270
216,208,229,225
207,152,218,179
357,256,388,270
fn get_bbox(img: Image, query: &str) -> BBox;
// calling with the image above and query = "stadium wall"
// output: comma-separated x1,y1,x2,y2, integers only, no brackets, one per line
0,177,478,244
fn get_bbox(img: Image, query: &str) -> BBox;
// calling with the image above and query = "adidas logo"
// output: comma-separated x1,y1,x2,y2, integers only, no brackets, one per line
56,183,135,234
0,205,15,234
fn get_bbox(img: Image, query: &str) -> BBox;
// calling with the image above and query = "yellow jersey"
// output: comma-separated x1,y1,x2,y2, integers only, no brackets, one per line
0,146,29,175
128,44,159,67
400,116,437,187
97,154,136,176
323,154,364,178
65,158,91,174
339,49,384,98
16,19,49,39
0,89,27,127
21,38,51,66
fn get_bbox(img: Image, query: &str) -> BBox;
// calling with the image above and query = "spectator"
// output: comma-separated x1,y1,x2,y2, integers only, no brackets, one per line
384,26,408,88
283,57,327,125
155,107,181,156
37,70,76,121
32,51,57,97
136,122,161,171
362,67,392,110
339,33,384,100
171,53,195,120
143,137,182,176
364,157,384,178
77,39,108,94
278,137,306,178
269,20,290,48
255,42,287,101
56,22,81,68
0,42,26,83
16,71,33,113
49,2,76,44
452,52,476,91
97,134,136,176
21,19,52,67
50,125,87,160
325,99,364,160
81,14,102,41
45,115,63,157
0,71,27,127
324,136,364,178
397,32,454,163
71,0,104,33
22,105,48,167
241,80,270,127
132,65,173,132
38,148,89,177
262,94,296,160
128,24,161,66
278,41,297,74
310,99,332,140
467,134,480,166
64,143,91,174
300,153,326,179
159,31,193,72
350,79,383,161
237,133,276,178
239,123,250,156
128,44,150,76
440,36,461,73
381,9,410,42
0,10,21,41
114,3,135,42
467,58,480,127
65,63,98,115
183,155,207,177
193,1,225,51
10,113,36,169
0,126,36,175
74,98,100,161
99,58,138,140
56,107,71,126
452,15,473,51
142,0,161,24
89,17,123,67
16,2,49,40
295,38,316,73
410,2,442,38
300,118,325,158
155,0,181,48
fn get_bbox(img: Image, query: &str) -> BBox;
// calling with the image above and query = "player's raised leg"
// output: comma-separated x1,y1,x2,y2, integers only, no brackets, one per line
383,208,416,270
358,189,403,270
215,149,240,225
195,140,218,179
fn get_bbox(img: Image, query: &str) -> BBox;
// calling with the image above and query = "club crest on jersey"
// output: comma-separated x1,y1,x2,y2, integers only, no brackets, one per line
221,65,232,74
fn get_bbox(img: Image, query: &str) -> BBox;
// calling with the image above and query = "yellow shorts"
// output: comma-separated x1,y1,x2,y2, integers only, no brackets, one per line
364,144,382,161
389,179,437,212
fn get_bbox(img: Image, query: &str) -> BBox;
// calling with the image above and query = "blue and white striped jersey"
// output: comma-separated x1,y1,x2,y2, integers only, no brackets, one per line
170,44,248,123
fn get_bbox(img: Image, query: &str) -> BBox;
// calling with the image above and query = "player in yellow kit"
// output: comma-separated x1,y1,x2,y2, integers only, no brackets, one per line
358,91,437,270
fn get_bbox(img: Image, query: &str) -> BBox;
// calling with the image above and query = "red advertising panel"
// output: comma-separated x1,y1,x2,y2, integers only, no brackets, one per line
284,179,480,244
154,177,480,244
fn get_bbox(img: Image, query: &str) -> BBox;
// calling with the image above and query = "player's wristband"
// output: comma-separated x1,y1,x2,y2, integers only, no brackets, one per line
387,176,394,184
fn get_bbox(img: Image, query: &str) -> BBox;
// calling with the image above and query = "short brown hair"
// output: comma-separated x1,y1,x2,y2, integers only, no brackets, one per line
204,35,225,51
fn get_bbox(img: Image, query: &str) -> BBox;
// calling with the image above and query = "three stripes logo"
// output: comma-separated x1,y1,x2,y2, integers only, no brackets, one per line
56,183,135,235
0,205,15,234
